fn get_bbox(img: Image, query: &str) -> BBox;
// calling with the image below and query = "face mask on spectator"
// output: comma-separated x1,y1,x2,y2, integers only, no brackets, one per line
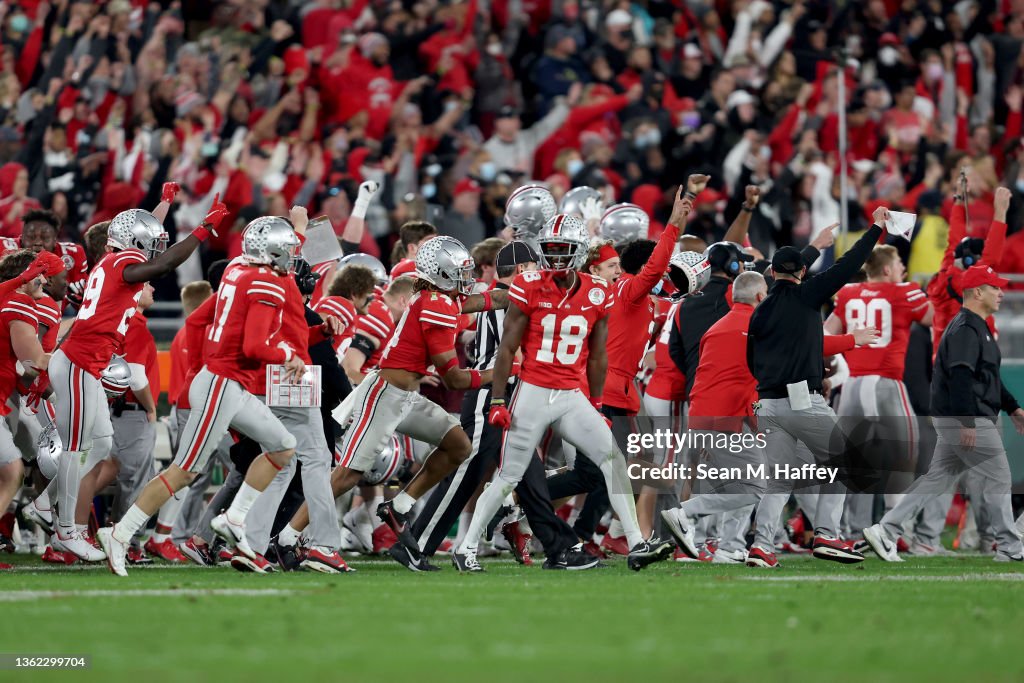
879,46,899,67
10,14,29,33
479,161,497,182
487,42,503,57
1016,179,1024,193
567,158,584,177
924,62,943,82
422,183,437,199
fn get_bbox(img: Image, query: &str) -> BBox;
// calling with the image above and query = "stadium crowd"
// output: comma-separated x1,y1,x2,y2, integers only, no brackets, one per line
0,0,1023,573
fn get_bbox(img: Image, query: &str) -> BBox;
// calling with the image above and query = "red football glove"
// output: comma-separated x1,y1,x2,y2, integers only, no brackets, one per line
161,182,181,204
488,399,511,429
17,255,49,284
25,371,49,414
509,361,521,378
199,193,230,238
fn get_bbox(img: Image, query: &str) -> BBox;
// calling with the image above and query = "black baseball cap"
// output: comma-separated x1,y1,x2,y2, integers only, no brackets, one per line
497,105,521,119
496,241,540,268
771,246,805,275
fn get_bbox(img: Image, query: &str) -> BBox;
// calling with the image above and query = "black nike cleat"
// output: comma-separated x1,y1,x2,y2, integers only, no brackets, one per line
387,543,441,572
271,536,302,572
542,543,601,570
451,549,484,573
376,500,423,559
627,537,674,571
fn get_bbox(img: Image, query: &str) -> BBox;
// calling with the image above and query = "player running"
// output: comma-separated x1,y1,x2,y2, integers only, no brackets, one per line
50,200,227,561
453,212,677,572
97,215,304,576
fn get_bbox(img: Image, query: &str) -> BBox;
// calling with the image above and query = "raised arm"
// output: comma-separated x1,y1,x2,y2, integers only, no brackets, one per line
981,187,1011,267
722,185,760,244
122,197,229,285
802,209,885,306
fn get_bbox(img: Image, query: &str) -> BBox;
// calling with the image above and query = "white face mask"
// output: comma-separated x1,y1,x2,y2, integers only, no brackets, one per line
879,46,899,67
487,42,503,57
567,158,584,177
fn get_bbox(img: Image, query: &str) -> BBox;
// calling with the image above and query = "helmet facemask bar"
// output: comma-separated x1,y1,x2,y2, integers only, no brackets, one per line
537,239,582,272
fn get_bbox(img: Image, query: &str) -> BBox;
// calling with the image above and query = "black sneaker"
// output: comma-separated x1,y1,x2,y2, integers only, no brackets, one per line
387,543,441,572
451,549,484,573
627,537,674,571
271,536,302,572
376,500,423,560
542,543,600,570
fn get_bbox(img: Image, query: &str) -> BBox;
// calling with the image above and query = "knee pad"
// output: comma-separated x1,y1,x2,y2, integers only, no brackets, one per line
280,433,297,451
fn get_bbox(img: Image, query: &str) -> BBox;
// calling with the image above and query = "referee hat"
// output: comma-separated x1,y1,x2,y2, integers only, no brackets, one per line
496,241,540,268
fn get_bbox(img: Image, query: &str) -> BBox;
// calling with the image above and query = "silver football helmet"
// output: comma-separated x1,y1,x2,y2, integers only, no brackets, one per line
242,216,300,273
36,422,60,479
415,235,476,295
107,209,169,260
559,186,602,219
667,250,712,300
600,203,650,244
537,214,590,272
338,253,388,286
100,355,132,398
504,184,556,240
360,436,411,486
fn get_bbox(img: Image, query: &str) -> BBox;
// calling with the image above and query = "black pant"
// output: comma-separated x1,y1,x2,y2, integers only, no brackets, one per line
545,405,633,540
411,384,578,557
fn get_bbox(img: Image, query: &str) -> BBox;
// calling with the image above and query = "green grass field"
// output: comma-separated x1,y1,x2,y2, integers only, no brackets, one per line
0,553,1021,683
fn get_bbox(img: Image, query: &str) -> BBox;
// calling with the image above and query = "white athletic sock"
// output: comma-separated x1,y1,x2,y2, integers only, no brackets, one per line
457,481,514,554
608,517,625,539
391,491,415,514
154,491,184,538
32,492,51,512
56,450,83,530
454,510,473,547
369,495,384,528
597,457,643,548
113,505,151,544
278,524,301,547
226,483,262,525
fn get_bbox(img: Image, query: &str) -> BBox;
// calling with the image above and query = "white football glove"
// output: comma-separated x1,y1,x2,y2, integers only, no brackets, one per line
353,181,380,219
580,196,604,223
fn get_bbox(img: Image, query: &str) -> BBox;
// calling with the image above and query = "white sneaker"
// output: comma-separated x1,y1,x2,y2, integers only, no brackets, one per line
993,550,1023,563
863,524,902,562
96,528,128,577
54,528,106,562
908,539,955,557
24,501,54,535
660,507,698,559
712,547,747,564
211,513,255,560
343,515,372,553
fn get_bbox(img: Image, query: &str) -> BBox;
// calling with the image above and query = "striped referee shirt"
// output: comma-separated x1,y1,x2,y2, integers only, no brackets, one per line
468,283,508,373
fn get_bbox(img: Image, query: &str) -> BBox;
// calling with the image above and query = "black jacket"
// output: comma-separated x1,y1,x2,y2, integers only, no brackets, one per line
747,225,883,397
669,276,732,399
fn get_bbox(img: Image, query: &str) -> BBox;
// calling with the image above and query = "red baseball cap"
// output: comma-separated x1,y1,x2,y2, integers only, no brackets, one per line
453,178,482,195
961,265,1009,290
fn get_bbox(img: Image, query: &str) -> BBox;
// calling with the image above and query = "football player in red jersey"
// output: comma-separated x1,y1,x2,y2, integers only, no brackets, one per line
14,210,88,302
50,200,228,561
281,236,508,572
453,213,675,572
825,245,934,541
0,251,54,566
340,276,415,384
98,215,307,576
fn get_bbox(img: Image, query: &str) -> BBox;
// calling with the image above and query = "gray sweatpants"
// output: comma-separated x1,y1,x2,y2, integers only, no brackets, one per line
752,395,848,551
881,418,1022,556
837,376,918,537
110,411,157,523
245,406,341,555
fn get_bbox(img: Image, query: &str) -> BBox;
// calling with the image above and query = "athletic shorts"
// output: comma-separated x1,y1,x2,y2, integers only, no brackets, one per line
174,367,296,473
49,349,113,453
338,373,459,473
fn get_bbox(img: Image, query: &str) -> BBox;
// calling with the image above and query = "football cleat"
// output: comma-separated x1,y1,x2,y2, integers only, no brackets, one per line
179,538,215,567
216,548,235,566
41,545,78,565
451,549,484,573
542,543,600,570
745,547,779,568
712,548,747,564
862,524,902,562
437,538,454,553
582,541,608,559
55,528,106,562
626,537,674,571
230,551,276,573
0,562,11,570
144,537,187,562
343,514,374,554
371,524,398,555
387,543,440,572
301,547,354,574
0,512,15,552
600,534,631,557
776,541,812,555
376,501,424,565
673,547,713,563
661,507,699,559
211,513,256,560
23,501,54,536
96,528,128,577
993,550,1024,562
501,522,533,566
908,540,955,557
271,536,302,572
126,546,152,565
812,535,865,564
896,536,911,553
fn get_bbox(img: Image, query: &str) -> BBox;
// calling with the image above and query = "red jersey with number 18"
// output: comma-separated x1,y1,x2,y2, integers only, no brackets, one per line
833,281,929,380
509,271,614,391
61,249,146,377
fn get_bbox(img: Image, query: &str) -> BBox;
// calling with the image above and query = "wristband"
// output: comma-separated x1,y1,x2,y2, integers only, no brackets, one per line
352,196,371,220
192,226,212,243
491,397,506,406
684,191,697,200
481,290,493,311
440,356,459,374
741,204,754,212
469,369,481,390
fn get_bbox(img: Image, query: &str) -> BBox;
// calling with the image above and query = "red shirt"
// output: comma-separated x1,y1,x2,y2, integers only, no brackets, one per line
310,261,335,305
508,271,614,390
119,312,159,405
379,290,463,375
62,249,146,377
833,281,929,380
34,295,61,353
688,303,757,432
646,301,686,402
0,239,88,292
273,276,313,365
204,263,291,395
168,326,187,406
313,295,357,350
353,299,396,372
177,296,216,409
0,292,38,414
602,223,680,412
